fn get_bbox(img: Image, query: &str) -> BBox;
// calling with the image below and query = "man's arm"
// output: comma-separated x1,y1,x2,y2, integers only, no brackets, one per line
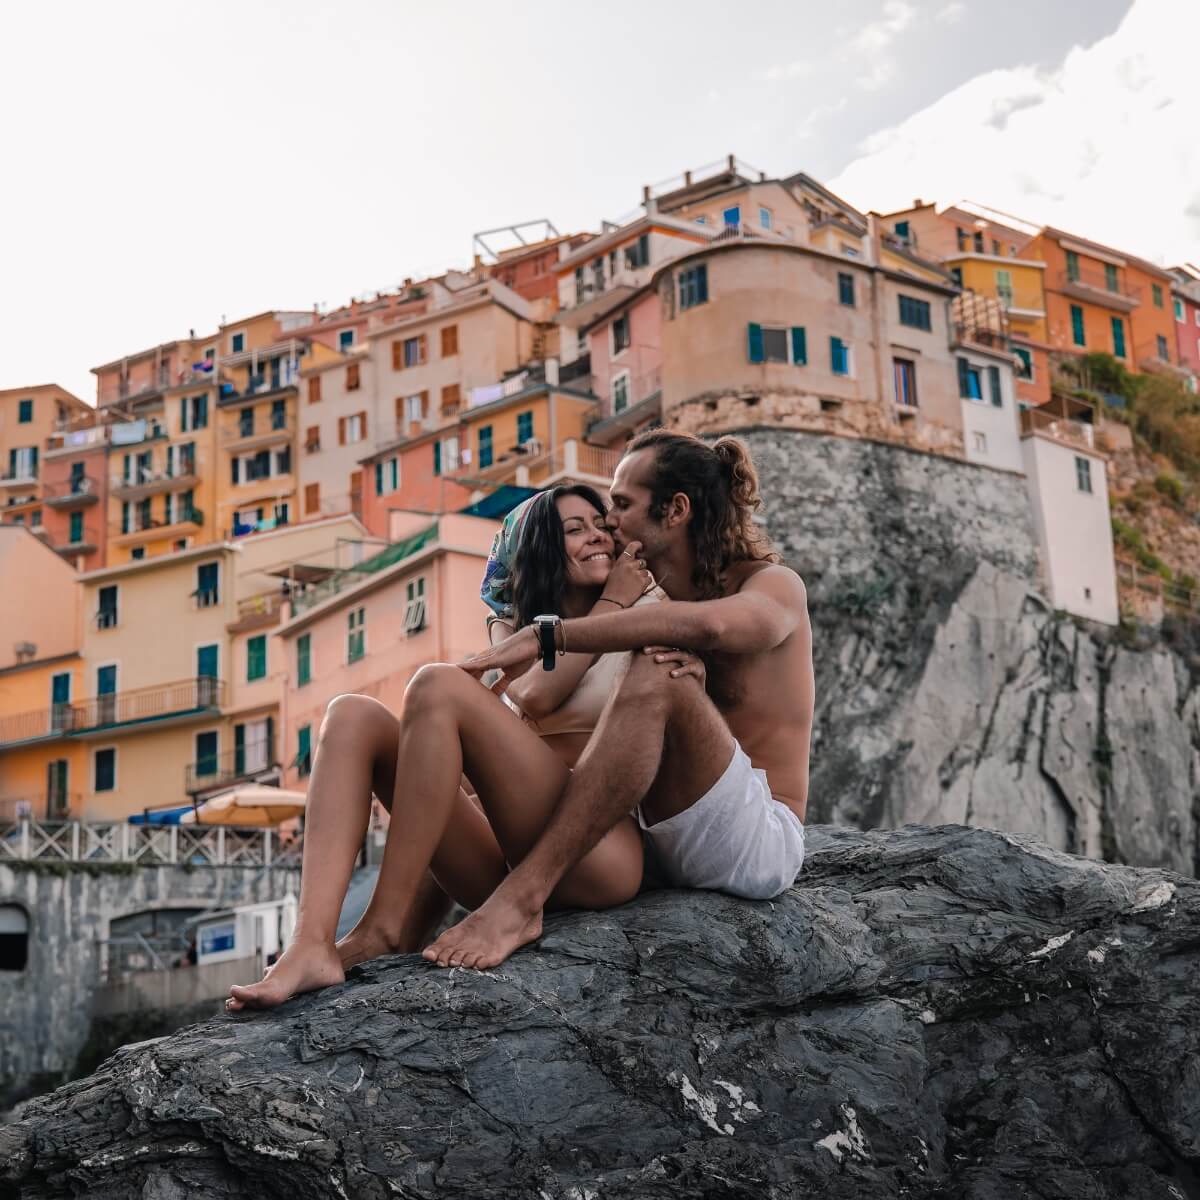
459,565,806,677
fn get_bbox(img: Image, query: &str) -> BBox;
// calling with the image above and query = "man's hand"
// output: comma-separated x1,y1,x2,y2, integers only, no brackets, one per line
458,625,539,682
643,645,706,684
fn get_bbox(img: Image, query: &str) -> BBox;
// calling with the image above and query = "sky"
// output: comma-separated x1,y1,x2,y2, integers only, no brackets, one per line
3,0,1192,405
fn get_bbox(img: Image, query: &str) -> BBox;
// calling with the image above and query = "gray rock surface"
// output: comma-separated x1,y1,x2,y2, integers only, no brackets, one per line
3,825,1199,1199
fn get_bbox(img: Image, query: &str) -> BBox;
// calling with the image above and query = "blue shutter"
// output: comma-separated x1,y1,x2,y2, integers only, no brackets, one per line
698,266,708,303
790,327,807,365
748,324,764,363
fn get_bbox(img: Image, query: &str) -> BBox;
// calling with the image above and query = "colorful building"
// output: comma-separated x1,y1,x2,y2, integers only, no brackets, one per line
1170,266,1200,389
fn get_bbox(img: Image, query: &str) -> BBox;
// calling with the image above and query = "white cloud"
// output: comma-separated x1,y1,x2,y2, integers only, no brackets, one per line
763,59,815,82
829,0,1200,266
851,0,916,90
936,1,966,23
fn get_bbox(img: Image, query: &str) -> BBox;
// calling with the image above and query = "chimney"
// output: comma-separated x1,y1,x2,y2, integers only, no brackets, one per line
684,170,692,186
914,198,923,208
727,154,736,172
642,184,651,203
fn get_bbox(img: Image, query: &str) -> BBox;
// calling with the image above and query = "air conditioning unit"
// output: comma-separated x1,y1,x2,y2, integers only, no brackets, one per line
13,641,36,660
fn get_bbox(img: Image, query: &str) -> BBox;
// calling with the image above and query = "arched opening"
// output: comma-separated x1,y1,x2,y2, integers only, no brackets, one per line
0,904,29,972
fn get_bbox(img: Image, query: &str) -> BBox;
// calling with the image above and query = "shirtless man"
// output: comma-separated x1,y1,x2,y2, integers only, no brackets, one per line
424,428,814,971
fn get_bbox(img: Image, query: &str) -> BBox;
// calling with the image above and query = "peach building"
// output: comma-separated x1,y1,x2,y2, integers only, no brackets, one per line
582,287,664,443
0,384,91,541
1171,266,1200,387
275,512,498,791
0,527,85,820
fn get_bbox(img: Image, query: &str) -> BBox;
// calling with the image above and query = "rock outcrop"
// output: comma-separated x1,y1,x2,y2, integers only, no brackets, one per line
4,825,1199,1199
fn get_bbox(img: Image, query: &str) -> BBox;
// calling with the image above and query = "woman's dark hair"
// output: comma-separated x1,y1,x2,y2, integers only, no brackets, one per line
623,429,778,599
511,484,609,629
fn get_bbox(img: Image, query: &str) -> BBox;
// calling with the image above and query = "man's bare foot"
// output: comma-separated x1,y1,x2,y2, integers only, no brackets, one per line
335,922,407,970
226,939,344,1012
422,890,543,971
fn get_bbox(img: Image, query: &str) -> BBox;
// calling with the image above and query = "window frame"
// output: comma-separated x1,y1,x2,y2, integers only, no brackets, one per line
830,336,852,377
837,272,856,308
678,265,709,311
94,746,117,793
897,294,932,331
296,633,312,688
893,357,918,408
246,634,267,683
1075,456,1093,494
347,607,366,663
612,372,630,413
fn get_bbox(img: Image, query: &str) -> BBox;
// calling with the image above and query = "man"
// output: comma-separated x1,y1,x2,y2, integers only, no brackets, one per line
423,428,814,971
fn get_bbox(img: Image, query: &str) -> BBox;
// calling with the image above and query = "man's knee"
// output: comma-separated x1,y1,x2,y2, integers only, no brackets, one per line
617,651,701,714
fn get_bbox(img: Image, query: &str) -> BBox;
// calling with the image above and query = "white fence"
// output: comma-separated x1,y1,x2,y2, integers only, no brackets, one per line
0,819,301,869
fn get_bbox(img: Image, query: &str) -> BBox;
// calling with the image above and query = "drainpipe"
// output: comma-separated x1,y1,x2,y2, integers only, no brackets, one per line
865,215,890,422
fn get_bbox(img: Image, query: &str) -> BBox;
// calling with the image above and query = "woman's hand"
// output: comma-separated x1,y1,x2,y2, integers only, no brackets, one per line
643,645,707,684
458,625,539,680
600,541,653,610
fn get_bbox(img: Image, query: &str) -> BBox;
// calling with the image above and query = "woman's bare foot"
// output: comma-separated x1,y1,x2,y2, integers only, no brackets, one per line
335,923,407,970
226,939,345,1012
422,891,543,971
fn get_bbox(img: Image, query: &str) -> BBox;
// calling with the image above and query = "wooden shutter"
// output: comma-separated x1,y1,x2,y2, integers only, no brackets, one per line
747,324,764,363
419,391,429,418
360,410,368,438
441,383,461,414
308,375,321,404
392,341,403,370
790,327,807,365
419,334,428,364
441,325,458,357
347,362,360,390
338,416,347,445
305,425,320,451
349,470,363,521
304,483,319,514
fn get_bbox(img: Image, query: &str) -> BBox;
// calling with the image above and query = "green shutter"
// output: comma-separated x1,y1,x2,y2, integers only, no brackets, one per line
790,327,807,365
234,723,245,776
297,633,311,686
957,357,970,398
433,441,442,476
1111,317,1126,358
374,462,383,494
1070,305,1085,347
247,635,266,682
748,323,764,363
988,365,1002,407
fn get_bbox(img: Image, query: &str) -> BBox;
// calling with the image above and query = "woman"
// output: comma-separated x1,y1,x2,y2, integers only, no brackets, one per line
227,485,699,1010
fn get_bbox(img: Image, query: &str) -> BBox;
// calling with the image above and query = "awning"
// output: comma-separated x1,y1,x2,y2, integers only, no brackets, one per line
267,563,337,585
180,785,307,827
127,805,195,825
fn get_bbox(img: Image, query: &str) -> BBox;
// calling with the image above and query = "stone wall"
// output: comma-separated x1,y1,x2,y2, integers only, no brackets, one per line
738,428,1199,877
0,861,297,1109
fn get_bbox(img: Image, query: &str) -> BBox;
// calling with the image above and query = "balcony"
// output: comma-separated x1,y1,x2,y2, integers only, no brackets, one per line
109,507,204,542
1019,403,1097,454
54,531,101,558
97,374,173,407
43,476,101,508
110,467,198,501
0,793,78,822
185,739,279,795
0,677,225,749
455,438,622,491
0,467,38,489
227,590,287,633
221,421,292,454
1056,268,1139,313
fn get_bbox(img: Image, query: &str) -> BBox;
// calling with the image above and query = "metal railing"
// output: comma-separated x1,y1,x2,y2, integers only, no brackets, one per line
43,476,100,504
186,739,278,793
1018,407,1096,451
111,507,203,536
231,590,286,629
1057,268,1140,306
0,818,302,868
0,677,226,747
110,466,197,495
1115,557,1200,616
458,438,622,490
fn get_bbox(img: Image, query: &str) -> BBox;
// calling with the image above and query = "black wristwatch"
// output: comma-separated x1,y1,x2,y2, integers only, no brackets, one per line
533,614,562,671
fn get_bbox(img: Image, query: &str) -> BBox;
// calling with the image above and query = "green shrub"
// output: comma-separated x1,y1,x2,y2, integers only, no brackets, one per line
1155,472,1186,505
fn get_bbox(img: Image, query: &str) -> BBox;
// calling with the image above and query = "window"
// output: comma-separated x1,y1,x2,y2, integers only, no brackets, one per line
347,607,365,662
8,447,37,480
97,584,118,628
898,295,931,330
308,375,322,404
988,365,1002,407
346,362,360,391
1105,263,1119,293
403,393,426,428
297,633,312,688
441,325,459,357
296,724,312,777
393,335,427,369
517,411,534,444
679,265,708,310
95,747,116,792
275,501,289,526
695,214,708,225
338,329,355,351
1065,251,1080,282
230,332,246,354
972,432,988,454
304,482,320,514
305,425,320,452
624,234,650,270
838,272,855,307
995,269,1013,307
894,220,910,241
69,511,84,543
196,562,219,607
0,906,29,972
893,358,918,408
759,207,772,230
612,314,631,354
374,456,400,495
271,398,286,429
830,337,851,377
1075,456,1093,494
441,383,461,415
340,413,365,444
238,407,254,438
991,239,1000,256
1176,298,1185,322
180,393,208,431
1070,305,1086,347
1111,316,1126,359
956,228,968,252
131,546,145,560
753,327,788,363
195,731,219,778
246,635,267,682
404,576,427,635
949,266,963,287
722,205,741,227
1157,334,1169,361
439,435,460,471
973,231,984,253
17,399,32,423
29,508,41,529
612,374,630,413
957,357,983,400
1153,284,1164,308
478,425,494,468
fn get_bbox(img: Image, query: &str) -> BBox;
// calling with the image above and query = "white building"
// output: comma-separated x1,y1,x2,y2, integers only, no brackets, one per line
956,344,1025,475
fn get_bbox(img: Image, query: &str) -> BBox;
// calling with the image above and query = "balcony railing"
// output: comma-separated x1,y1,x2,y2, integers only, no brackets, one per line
456,438,622,490
1056,268,1140,310
110,467,197,498
43,476,101,507
54,532,101,558
186,739,278,794
0,467,38,487
0,817,301,869
1019,406,1096,452
111,507,203,537
229,590,287,632
0,793,79,822
0,677,225,748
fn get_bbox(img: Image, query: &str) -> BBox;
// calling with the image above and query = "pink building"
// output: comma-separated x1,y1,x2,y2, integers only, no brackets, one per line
274,512,497,791
1170,267,1200,389
582,287,664,446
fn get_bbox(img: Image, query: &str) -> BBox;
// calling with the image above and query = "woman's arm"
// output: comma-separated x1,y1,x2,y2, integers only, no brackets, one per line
489,614,601,721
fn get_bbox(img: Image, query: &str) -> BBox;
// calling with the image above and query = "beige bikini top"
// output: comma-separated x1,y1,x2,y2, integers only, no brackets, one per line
506,588,663,736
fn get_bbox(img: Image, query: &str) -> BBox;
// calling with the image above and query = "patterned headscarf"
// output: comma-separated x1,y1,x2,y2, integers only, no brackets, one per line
479,492,546,620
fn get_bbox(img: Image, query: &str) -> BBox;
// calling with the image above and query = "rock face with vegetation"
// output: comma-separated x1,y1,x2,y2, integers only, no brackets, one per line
746,428,1200,878
3,825,1198,1199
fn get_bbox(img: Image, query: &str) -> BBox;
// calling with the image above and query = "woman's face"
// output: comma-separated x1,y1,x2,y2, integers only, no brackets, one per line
557,493,614,589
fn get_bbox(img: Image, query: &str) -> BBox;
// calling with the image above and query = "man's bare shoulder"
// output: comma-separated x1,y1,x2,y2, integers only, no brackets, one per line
727,560,808,605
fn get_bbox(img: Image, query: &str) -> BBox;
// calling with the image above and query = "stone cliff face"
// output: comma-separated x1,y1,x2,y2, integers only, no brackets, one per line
3,826,1198,1199
747,429,1199,877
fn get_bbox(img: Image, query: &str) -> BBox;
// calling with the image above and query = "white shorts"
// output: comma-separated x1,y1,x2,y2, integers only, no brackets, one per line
636,743,805,900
